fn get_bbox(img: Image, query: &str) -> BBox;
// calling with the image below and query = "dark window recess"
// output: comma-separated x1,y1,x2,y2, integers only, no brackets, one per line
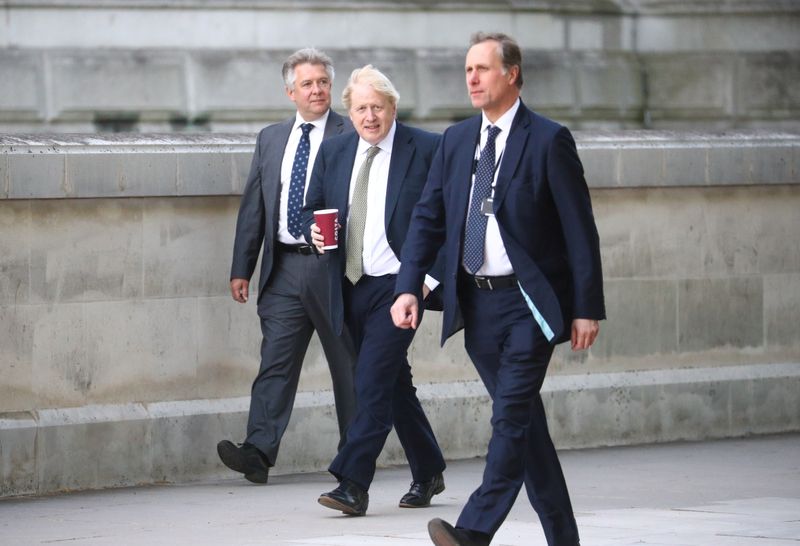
169,115,211,132
94,113,140,133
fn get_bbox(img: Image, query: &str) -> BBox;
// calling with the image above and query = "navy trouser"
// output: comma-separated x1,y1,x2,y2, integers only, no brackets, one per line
456,277,580,546
328,274,445,490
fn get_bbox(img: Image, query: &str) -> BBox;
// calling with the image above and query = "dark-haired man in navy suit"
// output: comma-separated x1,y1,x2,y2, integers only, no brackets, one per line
392,32,605,546
303,64,446,517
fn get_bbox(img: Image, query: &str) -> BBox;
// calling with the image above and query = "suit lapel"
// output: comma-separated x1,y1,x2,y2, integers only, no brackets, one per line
385,123,413,229
452,117,483,237
266,118,293,184
493,105,530,211
324,110,346,139
335,134,359,225
264,118,294,232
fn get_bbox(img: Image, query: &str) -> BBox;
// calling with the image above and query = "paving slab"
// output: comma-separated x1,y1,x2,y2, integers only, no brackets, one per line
0,434,797,545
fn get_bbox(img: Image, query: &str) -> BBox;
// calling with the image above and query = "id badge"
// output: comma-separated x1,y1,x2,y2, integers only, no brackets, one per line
481,197,494,216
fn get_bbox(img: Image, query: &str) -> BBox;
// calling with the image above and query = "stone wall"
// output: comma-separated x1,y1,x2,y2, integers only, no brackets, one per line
1,0,799,133
1,130,799,496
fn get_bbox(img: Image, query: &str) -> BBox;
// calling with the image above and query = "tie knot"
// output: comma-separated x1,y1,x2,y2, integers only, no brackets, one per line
486,125,501,142
366,145,380,160
300,123,313,135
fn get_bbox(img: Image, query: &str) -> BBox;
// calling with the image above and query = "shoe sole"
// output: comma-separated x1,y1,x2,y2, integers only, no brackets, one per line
398,482,446,508
428,519,459,546
244,470,269,484
318,496,366,516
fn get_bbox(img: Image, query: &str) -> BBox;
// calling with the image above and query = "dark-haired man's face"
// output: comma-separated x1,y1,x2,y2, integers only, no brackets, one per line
287,63,332,121
465,40,519,121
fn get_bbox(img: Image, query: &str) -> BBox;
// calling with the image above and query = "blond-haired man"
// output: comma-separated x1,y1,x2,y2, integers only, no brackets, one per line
302,65,446,516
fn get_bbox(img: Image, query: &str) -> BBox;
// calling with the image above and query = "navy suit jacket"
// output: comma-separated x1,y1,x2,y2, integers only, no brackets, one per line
302,122,444,335
230,111,352,302
396,102,605,345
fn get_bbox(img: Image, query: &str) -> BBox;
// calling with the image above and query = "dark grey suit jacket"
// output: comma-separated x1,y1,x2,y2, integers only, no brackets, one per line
230,110,353,302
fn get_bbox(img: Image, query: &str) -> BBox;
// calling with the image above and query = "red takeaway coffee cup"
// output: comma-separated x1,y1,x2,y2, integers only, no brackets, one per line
314,209,339,250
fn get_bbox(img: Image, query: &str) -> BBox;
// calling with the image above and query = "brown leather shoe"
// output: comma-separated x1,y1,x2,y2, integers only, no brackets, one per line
399,473,445,508
427,518,489,546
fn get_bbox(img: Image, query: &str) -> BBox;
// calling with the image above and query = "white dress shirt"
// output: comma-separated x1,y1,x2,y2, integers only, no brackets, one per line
278,110,330,244
462,98,521,276
347,121,437,290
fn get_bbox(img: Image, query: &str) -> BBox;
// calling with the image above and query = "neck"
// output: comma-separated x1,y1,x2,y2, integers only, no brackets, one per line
299,109,329,123
482,93,519,124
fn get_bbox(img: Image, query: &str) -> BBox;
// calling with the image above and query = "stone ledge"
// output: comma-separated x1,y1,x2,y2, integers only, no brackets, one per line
5,0,800,15
2,131,798,199
2,362,797,497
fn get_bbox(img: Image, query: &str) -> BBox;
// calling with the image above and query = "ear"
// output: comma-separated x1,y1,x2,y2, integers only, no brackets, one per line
286,86,296,104
507,65,520,87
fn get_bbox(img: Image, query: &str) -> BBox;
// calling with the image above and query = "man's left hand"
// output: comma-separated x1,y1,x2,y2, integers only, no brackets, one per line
571,318,599,351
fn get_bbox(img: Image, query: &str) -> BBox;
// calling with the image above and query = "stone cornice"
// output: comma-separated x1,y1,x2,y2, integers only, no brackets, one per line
2,130,798,199
4,0,799,15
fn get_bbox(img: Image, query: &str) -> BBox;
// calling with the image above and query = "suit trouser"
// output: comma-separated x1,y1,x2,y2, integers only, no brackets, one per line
456,277,580,546
246,250,357,465
328,274,446,490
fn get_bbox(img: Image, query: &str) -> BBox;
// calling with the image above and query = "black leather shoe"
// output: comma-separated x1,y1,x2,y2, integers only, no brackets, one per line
216,440,270,484
399,472,445,508
428,518,490,546
318,480,369,516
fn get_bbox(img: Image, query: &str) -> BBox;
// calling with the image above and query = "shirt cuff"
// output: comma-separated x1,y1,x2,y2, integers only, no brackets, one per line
423,274,439,293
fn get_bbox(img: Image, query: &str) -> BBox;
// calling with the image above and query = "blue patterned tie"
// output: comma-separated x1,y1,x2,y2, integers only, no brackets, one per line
463,125,501,274
287,123,314,238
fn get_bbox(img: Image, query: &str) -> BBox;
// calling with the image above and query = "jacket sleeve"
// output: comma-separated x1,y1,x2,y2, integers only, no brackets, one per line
230,130,267,280
396,135,449,301
547,127,606,320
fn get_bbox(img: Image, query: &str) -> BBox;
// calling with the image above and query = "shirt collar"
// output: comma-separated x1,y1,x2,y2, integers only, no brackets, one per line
481,97,520,136
294,109,330,132
356,120,396,157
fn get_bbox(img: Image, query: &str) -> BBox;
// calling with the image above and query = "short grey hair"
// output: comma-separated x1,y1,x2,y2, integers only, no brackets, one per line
341,65,400,110
282,48,335,88
470,32,524,89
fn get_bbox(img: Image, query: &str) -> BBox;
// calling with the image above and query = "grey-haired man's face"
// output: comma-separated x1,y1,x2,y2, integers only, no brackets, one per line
286,63,332,121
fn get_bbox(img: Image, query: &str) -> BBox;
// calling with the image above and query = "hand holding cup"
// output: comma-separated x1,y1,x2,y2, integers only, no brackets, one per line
313,209,339,254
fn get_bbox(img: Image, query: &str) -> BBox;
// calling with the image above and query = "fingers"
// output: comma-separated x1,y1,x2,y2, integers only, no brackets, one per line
390,294,419,330
310,223,325,254
230,279,249,303
571,319,599,351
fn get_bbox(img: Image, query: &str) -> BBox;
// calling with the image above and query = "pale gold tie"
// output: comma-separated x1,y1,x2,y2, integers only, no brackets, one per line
346,146,380,284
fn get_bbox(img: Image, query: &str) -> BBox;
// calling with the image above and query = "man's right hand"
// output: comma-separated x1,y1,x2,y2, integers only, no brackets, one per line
310,223,326,254
391,293,420,330
230,278,249,303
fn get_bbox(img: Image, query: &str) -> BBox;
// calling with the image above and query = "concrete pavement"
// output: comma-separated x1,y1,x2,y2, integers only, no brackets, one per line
1,434,798,545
